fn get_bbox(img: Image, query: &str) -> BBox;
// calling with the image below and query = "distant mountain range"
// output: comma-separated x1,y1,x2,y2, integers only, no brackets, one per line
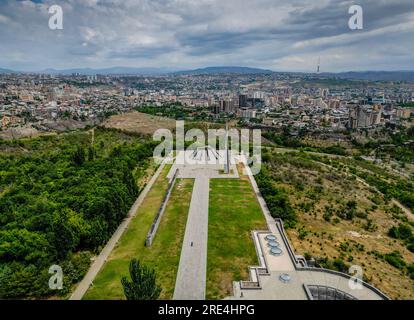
0,68,15,74
40,67,174,75
0,66,273,76
0,67,174,75
172,66,274,75
1,65,414,82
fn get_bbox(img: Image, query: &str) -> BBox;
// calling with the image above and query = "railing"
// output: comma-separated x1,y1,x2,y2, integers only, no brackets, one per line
274,217,390,299
240,278,261,289
273,218,301,267
238,231,272,290
238,219,390,299
303,284,357,300
145,168,178,247
257,267,270,275
298,267,390,300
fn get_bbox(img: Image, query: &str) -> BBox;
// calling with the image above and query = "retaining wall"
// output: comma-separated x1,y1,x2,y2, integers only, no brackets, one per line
145,169,178,246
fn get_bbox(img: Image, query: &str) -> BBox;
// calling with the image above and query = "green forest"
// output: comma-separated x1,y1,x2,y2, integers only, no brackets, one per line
0,128,157,298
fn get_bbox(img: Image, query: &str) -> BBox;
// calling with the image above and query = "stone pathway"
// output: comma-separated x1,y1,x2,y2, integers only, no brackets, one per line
173,177,210,300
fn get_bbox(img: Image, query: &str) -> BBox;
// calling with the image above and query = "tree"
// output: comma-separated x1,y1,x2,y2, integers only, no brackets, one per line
72,146,85,166
388,224,413,240
87,146,95,161
121,259,161,300
51,209,84,259
388,226,399,239
397,224,413,240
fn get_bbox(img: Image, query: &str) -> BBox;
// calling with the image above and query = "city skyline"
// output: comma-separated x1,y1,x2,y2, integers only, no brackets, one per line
0,0,413,72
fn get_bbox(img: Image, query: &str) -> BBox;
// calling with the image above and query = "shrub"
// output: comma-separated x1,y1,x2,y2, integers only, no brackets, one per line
384,251,406,270
298,227,308,240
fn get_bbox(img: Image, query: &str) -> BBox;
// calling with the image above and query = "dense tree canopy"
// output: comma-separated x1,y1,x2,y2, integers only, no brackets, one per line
0,128,156,298
255,167,296,227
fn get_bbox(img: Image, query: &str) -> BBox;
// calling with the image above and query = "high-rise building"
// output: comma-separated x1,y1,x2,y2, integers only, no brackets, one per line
239,94,247,108
219,99,236,113
239,108,257,119
212,99,236,114
348,105,382,129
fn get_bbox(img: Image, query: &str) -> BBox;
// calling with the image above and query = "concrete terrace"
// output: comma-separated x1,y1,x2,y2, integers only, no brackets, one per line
228,164,390,300
230,226,387,300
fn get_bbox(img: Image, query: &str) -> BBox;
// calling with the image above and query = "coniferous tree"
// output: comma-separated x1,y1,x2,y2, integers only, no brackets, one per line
72,146,85,166
121,259,161,300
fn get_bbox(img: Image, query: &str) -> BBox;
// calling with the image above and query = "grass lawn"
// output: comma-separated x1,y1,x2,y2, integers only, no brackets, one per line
206,169,267,299
84,165,194,299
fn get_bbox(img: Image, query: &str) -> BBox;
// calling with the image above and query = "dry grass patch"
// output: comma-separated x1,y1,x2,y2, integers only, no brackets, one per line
102,111,176,136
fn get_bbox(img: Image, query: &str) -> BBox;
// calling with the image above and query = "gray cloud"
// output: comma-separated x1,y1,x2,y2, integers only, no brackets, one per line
0,0,413,71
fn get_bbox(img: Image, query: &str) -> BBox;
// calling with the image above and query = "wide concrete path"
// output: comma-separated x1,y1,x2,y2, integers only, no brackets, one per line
173,177,209,300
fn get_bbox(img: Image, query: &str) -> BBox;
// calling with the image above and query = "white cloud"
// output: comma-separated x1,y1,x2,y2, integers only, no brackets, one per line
293,15,414,50
0,14,11,24
0,0,413,71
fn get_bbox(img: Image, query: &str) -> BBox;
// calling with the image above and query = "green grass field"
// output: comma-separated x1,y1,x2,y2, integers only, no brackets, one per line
206,173,267,299
84,165,194,299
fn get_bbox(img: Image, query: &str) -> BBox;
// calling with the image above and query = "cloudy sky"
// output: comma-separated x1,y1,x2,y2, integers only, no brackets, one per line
0,0,413,72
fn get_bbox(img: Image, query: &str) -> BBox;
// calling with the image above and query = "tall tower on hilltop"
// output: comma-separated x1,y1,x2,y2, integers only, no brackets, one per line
317,56,321,74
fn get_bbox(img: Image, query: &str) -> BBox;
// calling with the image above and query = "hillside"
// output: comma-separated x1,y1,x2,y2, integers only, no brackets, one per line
259,149,414,299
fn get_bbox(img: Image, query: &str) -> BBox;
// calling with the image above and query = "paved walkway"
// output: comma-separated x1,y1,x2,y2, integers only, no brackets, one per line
173,177,210,300
69,160,168,300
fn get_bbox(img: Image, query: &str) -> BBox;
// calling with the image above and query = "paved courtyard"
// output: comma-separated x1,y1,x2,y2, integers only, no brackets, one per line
231,227,385,300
